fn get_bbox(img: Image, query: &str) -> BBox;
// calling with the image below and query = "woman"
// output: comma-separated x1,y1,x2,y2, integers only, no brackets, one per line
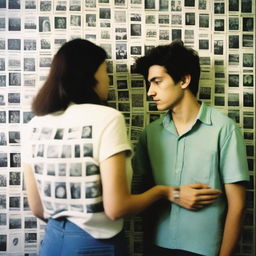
21,39,174,256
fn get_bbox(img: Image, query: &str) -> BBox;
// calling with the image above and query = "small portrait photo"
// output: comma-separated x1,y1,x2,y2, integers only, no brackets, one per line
145,0,155,9
9,131,20,144
47,163,55,176
69,163,82,177
70,15,81,27
243,74,253,87
55,17,66,29
85,0,96,7
9,110,20,123
228,35,239,49
83,143,93,157
243,17,253,31
214,40,224,55
8,0,20,9
229,0,239,11
9,73,21,86
185,13,195,26
9,172,21,186
8,18,21,31
86,162,100,176
40,38,51,50
10,153,20,167
9,216,21,229
241,0,252,13
228,74,239,87
199,39,209,50
58,163,66,176
199,14,209,28
214,19,225,31
214,2,225,14
86,14,96,27
55,182,67,199
130,24,141,37
130,46,142,55
229,17,239,30
171,0,182,11
243,92,254,107
85,181,102,198
9,196,20,210
39,17,51,32
8,39,21,51
116,44,127,60
24,58,36,72
70,182,81,199
24,39,37,51
99,8,111,19
243,53,253,67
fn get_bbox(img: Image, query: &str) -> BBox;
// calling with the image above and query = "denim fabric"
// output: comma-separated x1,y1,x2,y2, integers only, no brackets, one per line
39,218,129,256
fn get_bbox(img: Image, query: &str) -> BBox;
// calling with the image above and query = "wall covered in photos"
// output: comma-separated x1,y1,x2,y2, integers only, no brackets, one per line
0,0,255,255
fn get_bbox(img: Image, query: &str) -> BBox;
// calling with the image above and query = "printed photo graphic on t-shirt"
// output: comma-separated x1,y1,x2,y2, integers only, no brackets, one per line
55,182,67,199
81,126,92,138
85,181,102,199
83,143,93,157
86,202,104,213
70,183,81,199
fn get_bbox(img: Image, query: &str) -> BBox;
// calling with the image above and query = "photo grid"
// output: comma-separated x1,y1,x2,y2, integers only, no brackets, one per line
0,0,255,255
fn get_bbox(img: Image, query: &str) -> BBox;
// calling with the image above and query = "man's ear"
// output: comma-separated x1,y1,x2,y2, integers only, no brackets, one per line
180,74,191,89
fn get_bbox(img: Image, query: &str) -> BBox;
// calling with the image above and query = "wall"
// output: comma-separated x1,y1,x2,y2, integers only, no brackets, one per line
0,0,254,255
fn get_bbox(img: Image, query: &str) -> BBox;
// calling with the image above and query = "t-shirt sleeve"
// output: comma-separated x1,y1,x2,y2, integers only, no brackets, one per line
99,113,132,162
220,127,249,183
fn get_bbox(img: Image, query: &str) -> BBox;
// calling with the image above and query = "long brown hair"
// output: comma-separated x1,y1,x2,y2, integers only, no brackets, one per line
32,39,107,116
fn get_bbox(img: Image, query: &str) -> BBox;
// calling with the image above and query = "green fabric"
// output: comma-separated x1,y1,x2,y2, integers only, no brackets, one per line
133,102,249,256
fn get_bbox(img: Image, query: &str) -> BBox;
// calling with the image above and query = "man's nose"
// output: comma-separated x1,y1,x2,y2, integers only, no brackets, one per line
147,83,156,97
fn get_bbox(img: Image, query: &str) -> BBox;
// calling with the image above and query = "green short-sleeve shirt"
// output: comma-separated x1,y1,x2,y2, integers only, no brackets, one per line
133,102,249,256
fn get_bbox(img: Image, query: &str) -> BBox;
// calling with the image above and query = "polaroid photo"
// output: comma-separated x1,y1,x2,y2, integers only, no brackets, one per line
54,16,67,30
85,0,96,8
228,16,239,31
24,39,37,51
70,14,81,29
39,16,51,32
24,16,37,31
40,0,52,12
69,0,81,11
131,92,144,108
25,0,37,10
8,39,21,51
55,0,67,12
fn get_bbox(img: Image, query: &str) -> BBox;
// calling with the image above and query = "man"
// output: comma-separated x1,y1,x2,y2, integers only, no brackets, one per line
133,41,249,256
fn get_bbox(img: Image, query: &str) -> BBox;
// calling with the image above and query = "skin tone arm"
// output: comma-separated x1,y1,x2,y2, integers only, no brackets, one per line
218,183,246,256
22,163,45,221
101,151,221,220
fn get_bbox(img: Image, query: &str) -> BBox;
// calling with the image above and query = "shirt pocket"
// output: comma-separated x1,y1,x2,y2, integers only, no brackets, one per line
183,151,217,185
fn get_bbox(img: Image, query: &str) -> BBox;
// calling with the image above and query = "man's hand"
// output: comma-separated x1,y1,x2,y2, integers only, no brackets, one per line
170,184,222,210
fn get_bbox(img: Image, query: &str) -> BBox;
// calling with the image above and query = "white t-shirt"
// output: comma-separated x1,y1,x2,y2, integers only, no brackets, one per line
21,104,132,238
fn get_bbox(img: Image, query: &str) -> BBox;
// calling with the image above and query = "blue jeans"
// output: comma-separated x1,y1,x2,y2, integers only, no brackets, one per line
39,218,129,256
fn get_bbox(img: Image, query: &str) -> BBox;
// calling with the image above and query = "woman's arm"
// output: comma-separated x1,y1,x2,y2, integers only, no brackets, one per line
101,152,221,220
22,163,45,221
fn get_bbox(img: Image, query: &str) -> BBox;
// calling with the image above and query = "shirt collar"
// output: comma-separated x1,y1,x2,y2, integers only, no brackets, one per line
162,101,212,130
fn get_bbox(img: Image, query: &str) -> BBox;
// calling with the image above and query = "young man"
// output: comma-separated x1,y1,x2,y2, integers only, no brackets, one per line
133,41,249,256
